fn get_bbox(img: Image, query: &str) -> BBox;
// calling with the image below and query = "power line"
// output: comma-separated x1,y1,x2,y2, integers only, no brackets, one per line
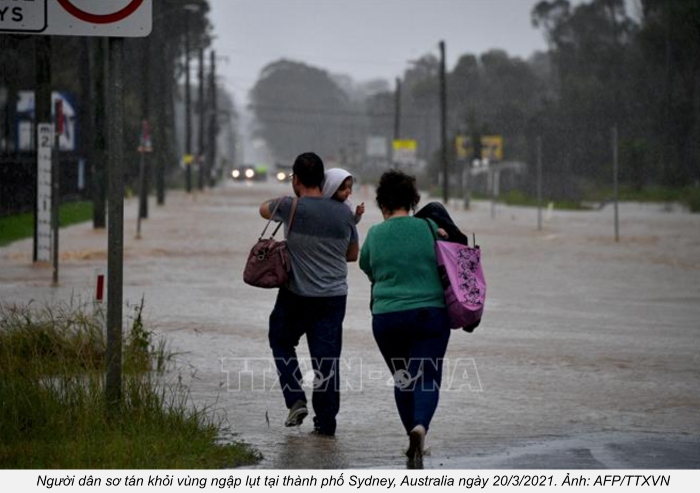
248,103,433,121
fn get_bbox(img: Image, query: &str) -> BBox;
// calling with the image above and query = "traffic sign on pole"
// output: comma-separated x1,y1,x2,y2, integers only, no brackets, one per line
0,0,152,37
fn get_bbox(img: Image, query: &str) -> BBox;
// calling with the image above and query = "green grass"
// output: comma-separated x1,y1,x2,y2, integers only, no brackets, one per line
0,201,94,247
0,301,261,469
500,190,590,210
428,183,700,212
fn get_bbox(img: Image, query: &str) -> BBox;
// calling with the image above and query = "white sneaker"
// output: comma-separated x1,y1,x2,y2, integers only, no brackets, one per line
407,425,426,462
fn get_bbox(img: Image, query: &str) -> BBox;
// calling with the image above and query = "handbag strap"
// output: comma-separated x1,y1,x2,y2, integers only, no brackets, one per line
261,197,298,239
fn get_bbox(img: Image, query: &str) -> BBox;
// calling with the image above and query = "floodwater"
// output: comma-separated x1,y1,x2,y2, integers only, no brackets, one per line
2,180,699,469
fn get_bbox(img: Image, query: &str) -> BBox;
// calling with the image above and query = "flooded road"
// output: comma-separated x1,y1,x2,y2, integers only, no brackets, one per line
2,181,699,469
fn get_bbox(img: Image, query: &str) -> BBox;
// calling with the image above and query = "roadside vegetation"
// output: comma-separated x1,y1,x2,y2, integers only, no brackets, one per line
0,300,261,469
0,201,93,248
499,186,700,212
428,185,700,212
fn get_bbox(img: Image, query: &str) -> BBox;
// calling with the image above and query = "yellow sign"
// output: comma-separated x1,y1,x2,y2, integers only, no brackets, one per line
455,135,503,161
455,136,470,159
482,136,503,161
184,154,194,165
392,139,418,165
392,139,417,151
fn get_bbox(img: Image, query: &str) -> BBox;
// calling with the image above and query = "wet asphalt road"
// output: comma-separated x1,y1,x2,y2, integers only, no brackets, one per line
1,180,699,469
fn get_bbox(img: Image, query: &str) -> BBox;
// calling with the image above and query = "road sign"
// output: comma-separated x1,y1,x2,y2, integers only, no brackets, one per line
482,136,503,161
366,136,388,158
0,0,152,37
456,135,504,161
17,91,78,151
392,139,417,165
137,119,153,153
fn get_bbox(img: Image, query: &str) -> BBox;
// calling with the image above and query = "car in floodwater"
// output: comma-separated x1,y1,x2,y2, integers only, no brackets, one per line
231,164,268,182
274,162,293,183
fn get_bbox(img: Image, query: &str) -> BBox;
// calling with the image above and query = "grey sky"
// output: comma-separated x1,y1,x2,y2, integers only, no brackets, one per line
209,0,556,106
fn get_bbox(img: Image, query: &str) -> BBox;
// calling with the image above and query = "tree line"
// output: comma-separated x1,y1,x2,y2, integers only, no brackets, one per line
249,0,699,201
0,0,233,219
2,0,698,214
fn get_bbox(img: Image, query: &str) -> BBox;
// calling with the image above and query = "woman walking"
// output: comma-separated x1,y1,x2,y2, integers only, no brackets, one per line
359,170,451,465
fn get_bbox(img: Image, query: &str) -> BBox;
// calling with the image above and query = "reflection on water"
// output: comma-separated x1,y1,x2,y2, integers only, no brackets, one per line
275,433,350,469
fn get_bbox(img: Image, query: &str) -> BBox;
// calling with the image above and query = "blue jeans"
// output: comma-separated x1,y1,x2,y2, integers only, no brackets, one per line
268,288,346,435
372,307,450,434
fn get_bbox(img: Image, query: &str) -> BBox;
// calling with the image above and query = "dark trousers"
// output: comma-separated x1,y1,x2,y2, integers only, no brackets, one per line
372,307,450,434
268,288,346,435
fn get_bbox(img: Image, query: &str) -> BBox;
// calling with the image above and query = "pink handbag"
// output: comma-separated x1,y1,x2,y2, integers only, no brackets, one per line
243,198,298,289
426,220,486,332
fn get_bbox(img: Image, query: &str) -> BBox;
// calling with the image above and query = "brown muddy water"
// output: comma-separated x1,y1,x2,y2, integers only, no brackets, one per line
2,181,699,469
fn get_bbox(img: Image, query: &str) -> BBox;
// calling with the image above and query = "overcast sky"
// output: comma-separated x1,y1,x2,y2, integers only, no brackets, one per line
208,0,559,106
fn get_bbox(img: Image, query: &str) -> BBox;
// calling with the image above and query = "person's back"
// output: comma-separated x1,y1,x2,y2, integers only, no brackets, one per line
361,215,444,314
258,151,358,437
271,195,356,296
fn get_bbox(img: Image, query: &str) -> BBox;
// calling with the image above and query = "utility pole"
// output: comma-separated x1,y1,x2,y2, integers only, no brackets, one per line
439,40,448,205
537,136,543,231
207,50,218,187
139,35,150,220
612,126,619,242
198,46,205,190
394,78,401,142
184,8,192,193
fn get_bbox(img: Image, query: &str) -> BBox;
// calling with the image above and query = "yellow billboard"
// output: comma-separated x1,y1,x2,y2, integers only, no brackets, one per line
455,135,503,161
392,139,418,165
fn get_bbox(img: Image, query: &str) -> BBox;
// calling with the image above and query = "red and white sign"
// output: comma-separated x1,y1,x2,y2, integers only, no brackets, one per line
0,0,151,37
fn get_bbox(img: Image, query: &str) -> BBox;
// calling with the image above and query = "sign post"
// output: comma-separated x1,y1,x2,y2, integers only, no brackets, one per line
136,119,152,239
6,0,153,409
52,99,63,285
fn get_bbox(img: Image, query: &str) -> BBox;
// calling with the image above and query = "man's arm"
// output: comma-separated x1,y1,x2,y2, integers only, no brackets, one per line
346,241,359,262
259,199,273,219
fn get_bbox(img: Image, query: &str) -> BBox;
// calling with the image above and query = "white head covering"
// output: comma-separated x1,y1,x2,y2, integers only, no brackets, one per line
321,168,353,199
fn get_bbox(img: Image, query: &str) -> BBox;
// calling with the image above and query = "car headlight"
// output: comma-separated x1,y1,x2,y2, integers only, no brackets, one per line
245,168,255,179
276,171,287,181
231,169,240,179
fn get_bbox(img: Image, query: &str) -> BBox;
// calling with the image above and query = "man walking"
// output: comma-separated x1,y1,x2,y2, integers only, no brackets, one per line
259,152,359,436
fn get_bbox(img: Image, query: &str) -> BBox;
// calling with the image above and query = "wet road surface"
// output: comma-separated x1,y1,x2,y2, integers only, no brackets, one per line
2,181,699,469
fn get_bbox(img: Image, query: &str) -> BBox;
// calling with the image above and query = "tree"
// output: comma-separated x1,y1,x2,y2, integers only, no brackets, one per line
249,60,351,163
531,0,640,192
639,0,700,186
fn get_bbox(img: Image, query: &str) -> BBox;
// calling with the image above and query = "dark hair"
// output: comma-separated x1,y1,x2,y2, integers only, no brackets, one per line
375,170,420,213
292,152,325,188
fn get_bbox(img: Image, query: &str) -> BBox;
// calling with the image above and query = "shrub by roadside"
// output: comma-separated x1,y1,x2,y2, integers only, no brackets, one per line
0,301,261,469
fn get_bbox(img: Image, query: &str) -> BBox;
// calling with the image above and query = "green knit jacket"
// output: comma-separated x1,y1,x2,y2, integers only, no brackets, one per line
359,216,445,315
